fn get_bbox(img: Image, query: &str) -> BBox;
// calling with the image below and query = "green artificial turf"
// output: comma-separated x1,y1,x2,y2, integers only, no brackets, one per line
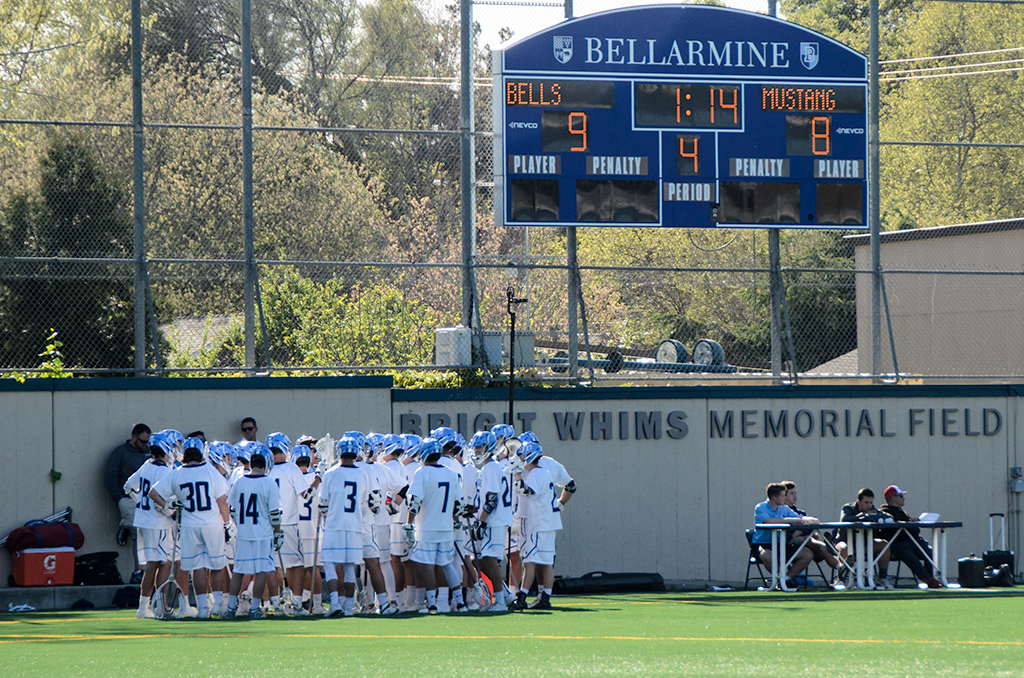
2,590,1023,677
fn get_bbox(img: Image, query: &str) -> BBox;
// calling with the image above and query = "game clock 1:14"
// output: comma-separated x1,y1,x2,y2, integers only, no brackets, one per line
500,76,866,229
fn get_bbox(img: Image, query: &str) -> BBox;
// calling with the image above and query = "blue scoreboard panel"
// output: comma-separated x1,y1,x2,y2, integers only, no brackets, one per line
492,6,868,229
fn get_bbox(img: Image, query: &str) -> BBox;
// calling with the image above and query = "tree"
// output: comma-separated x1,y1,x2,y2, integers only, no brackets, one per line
0,135,135,369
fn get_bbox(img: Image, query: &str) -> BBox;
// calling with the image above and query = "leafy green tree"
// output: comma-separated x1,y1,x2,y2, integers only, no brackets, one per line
0,135,135,369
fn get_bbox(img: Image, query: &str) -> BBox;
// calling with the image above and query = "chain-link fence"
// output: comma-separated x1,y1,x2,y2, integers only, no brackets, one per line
2,0,1023,382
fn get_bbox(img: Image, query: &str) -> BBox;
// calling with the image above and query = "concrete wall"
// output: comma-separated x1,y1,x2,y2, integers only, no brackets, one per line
0,376,392,585
2,378,1020,588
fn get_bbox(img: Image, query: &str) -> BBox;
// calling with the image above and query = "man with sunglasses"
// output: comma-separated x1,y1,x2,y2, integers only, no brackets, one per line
105,423,152,573
236,417,260,445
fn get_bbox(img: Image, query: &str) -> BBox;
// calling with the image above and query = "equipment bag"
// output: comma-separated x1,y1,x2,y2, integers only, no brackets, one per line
4,521,85,553
74,551,123,586
958,555,985,588
552,571,665,595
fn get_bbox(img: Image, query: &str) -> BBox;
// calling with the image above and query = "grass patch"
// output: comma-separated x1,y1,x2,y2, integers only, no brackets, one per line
2,590,1023,676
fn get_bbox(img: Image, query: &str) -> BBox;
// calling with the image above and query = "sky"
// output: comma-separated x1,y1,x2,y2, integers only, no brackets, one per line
468,0,777,52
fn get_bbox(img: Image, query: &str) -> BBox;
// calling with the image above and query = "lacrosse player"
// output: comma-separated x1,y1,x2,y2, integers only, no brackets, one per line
292,442,323,613
511,441,561,610
469,429,514,610
225,450,281,619
393,435,421,610
405,438,468,614
123,431,175,618
264,432,308,615
318,437,372,617
350,435,390,614
149,437,233,619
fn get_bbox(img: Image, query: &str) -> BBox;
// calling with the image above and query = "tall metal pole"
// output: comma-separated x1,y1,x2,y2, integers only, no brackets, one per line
767,0,782,381
869,0,882,377
131,0,145,376
565,0,578,379
242,0,255,371
460,0,476,328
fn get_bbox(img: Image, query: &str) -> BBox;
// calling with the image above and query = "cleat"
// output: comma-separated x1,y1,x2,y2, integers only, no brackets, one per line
182,605,198,618
379,602,398,615
248,608,267,620
325,607,343,618
197,608,211,619
419,605,438,615
512,592,528,611
528,593,552,610
136,607,155,619
292,606,310,617
456,603,468,613
311,604,326,615
222,607,236,619
343,608,355,617
876,576,895,590
437,601,451,614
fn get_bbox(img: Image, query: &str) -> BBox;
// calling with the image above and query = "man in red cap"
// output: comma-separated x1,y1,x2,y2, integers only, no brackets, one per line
880,485,942,589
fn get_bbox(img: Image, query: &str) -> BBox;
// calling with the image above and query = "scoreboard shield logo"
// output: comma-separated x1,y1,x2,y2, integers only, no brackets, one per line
800,42,819,70
553,36,573,64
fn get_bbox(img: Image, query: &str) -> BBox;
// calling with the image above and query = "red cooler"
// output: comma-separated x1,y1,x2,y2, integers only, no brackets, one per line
12,547,75,586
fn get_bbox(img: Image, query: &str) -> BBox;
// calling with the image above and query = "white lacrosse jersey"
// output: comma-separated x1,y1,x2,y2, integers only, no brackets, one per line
229,473,281,541
383,458,406,521
391,460,418,524
461,460,479,509
320,464,371,533
268,460,306,525
538,455,573,489
477,458,513,528
408,463,461,536
520,466,562,533
153,462,229,528
297,470,318,540
360,461,397,527
125,459,174,530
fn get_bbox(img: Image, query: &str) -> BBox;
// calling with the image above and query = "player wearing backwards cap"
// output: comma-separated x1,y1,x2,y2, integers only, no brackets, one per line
123,431,176,618
224,449,282,619
150,437,233,618
319,437,374,617
404,437,468,614
510,441,562,610
879,485,942,589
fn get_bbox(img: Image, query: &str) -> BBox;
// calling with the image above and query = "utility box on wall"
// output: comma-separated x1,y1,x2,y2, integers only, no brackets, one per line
434,328,535,368
505,331,535,367
433,327,472,366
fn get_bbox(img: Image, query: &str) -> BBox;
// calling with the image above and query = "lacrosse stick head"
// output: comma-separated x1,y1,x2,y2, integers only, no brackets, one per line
153,580,186,620
469,581,491,612
501,437,523,461
315,434,336,472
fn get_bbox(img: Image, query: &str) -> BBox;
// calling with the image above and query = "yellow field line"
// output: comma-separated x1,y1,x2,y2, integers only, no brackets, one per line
2,632,1022,647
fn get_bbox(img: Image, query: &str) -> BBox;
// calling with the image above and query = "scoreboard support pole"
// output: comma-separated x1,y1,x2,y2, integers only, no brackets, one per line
565,0,578,379
460,0,475,328
869,0,883,378
767,1,782,382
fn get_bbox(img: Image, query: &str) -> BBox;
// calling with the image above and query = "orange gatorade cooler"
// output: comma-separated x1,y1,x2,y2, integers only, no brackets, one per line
12,547,75,586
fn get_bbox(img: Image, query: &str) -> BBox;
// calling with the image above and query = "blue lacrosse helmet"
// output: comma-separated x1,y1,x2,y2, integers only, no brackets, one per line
491,424,515,441
234,441,253,463
520,441,544,465
148,432,175,459
418,437,443,461
382,434,404,457
265,432,291,455
336,436,361,459
400,434,422,461
207,441,235,467
343,431,367,453
290,444,313,464
249,442,274,473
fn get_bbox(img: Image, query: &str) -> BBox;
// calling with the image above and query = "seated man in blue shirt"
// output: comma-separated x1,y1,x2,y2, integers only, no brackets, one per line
753,482,817,587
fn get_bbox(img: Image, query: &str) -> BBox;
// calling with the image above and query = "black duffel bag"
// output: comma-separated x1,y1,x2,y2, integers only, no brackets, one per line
553,571,665,595
74,551,123,586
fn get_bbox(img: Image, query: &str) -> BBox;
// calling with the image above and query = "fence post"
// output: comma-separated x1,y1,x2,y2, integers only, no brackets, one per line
131,0,145,375
242,0,256,372
460,0,476,330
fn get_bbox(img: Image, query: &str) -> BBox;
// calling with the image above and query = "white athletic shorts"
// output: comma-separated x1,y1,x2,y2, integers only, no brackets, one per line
224,538,235,564
477,524,507,560
522,530,556,565
321,529,363,566
233,538,276,575
301,536,317,568
179,524,228,571
390,523,409,558
373,523,391,560
278,525,303,569
505,521,521,554
362,526,380,560
454,525,469,558
136,527,172,565
410,536,455,567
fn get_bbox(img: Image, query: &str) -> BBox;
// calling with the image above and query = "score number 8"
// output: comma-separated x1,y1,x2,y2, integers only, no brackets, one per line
811,116,830,155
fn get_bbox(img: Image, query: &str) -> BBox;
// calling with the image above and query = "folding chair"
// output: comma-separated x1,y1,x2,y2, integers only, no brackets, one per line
744,529,768,590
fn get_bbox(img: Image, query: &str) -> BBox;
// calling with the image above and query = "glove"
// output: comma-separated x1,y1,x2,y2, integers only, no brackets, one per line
368,490,382,514
510,516,523,537
384,496,399,516
159,499,181,518
470,520,486,542
460,503,478,518
224,520,237,546
127,489,140,503
508,456,524,475
318,501,329,517
301,485,317,502
402,523,416,548
273,530,285,552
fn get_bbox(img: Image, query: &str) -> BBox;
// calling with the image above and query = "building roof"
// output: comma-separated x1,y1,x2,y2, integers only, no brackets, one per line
845,217,1024,247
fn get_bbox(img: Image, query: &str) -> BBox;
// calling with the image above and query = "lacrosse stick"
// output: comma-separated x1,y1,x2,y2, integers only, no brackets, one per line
275,543,298,615
0,507,73,548
154,505,185,620
501,437,523,585
459,518,491,611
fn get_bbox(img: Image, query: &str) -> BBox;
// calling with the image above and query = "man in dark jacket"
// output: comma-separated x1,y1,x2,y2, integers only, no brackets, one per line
880,485,942,588
105,423,151,558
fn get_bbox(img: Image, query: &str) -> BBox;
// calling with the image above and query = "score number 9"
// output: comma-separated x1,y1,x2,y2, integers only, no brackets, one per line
567,112,587,152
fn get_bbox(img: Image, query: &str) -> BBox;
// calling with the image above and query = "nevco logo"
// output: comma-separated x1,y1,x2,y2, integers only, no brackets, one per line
837,127,865,134
508,121,539,129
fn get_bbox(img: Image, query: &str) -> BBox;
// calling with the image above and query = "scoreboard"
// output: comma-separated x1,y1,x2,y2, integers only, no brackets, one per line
492,6,869,229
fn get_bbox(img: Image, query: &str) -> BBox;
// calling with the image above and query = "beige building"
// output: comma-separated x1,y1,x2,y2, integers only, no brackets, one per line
848,218,1024,379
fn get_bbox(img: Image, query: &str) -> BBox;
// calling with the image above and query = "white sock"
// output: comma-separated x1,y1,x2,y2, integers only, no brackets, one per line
426,590,437,607
329,591,340,608
344,597,354,614
212,591,223,607
313,593,322,608
196,596,209,614
138,595,150,611
543,588,552,596
438,586,449,605
270,595,280,609
380,559,397,602
493,590,505,606
302,589,311,602
377,592,388,610
415,587,426,607
452,588,465,606
228,594,238,609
